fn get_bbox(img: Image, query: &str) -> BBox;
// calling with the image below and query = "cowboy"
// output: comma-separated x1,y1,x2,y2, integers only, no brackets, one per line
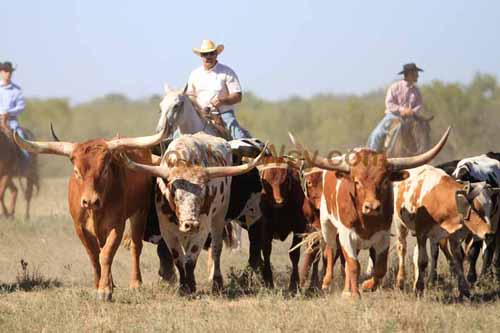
0,61,29,159
367,63,424,152
186,39,251,139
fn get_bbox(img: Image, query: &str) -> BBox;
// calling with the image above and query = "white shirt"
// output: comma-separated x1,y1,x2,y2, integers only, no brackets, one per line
187,62,242,113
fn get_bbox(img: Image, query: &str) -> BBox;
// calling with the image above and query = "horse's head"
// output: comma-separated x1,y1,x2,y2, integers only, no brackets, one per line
157,84,191,134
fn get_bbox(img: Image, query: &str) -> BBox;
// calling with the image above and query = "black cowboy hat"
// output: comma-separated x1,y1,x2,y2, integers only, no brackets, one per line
0,61,16,72
398,63,423,75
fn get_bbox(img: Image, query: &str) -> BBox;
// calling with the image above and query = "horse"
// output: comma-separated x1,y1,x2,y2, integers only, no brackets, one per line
0,116,39,219
385,113,433,158
157,84,228,140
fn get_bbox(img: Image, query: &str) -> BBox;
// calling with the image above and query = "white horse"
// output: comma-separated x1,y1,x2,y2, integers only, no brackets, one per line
156,84,221,137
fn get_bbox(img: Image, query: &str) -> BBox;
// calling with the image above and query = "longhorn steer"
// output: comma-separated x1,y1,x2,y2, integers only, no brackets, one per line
297,167,343,291
257,156,311,290
294,128,450,298
14,128,168,301
124,133,264,294
434,153,500,284
393,165,493,297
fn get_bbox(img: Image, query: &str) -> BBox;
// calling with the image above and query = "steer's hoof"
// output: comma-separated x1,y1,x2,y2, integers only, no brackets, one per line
361,278,378,292
341,290,360,300
96,290,112,302
211,275,223,294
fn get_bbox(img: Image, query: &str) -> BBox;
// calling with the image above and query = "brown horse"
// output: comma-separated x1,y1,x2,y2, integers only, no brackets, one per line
0,116,39,219
386,113,433,158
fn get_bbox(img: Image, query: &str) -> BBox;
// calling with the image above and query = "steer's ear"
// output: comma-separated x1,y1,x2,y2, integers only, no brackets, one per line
389,170,410,182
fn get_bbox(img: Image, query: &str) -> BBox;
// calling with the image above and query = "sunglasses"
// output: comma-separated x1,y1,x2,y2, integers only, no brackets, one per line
200,51,217,58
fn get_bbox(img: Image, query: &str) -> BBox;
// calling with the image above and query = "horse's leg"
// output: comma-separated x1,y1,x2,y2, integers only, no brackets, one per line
24,175,35,220
0,175,10,217
6,178,18,217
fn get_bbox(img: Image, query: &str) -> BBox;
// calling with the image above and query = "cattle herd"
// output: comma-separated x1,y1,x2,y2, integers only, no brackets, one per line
8,87,500,302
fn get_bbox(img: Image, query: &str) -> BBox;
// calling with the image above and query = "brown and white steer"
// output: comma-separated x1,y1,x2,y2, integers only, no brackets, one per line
125,133,265,294
297,128,450,298
393,165,493,297
14,128,169,301
298,166,342,291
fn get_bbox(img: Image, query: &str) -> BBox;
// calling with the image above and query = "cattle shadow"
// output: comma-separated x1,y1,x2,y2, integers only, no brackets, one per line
0,259,62,294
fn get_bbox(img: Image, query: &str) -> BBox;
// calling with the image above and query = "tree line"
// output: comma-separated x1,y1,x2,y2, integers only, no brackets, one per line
20,73,500,176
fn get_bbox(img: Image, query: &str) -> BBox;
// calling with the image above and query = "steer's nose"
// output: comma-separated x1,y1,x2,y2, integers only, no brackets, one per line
180,221,200,233
362,200,381,215
81,197,102,210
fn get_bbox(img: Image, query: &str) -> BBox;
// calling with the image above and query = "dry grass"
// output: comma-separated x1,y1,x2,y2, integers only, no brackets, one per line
1,178,500,332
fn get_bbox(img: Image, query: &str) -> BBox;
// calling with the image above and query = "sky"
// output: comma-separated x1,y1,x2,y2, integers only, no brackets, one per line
2,0,500,103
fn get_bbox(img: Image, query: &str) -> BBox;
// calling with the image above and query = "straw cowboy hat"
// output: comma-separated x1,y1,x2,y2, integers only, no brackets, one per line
192,40,224,56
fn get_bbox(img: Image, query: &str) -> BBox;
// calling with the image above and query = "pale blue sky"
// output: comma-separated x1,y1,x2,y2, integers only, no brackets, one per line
2,0,499,103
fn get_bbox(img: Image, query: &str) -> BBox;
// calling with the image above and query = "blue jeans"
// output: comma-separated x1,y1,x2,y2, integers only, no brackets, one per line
366,113,402,152
221,110,251,139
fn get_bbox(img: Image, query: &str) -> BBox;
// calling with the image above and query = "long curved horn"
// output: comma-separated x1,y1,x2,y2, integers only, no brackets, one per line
50,122,61,141
388,127,451,171
204,142,269,179
13,131,74,156
122,154,169,179
288,132,350,172
106,116,169,151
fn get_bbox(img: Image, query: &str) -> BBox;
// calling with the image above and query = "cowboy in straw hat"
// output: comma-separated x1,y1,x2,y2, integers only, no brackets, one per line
367,63,425,152
0,60,31,160
186,39,251,139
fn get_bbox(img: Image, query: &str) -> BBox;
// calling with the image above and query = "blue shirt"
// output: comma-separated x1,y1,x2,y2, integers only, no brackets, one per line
0,82,25,130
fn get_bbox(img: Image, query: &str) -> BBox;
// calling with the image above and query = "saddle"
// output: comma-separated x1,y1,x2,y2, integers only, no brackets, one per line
187,96,232,141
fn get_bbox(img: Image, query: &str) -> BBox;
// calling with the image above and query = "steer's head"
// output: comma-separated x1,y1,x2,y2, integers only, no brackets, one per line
14,122,170,211
302,168,324,209
71,141,115,210
125,145,267,234
290,128,451,217
457,182,500,239
259,156,295,208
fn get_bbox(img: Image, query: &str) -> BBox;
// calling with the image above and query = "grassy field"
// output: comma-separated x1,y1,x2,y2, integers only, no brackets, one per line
1,178,500,332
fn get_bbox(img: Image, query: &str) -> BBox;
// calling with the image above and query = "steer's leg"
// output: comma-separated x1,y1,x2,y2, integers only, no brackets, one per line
128,209,147,289
98,224,124,301
248,218,263,270
466,239,481,284
157,239,176,283
413,235,428,297
75,225,101,288
341,247,360,298
288,233,301,292
261,217,274,288
162,231,190,294
480,238,495,278
209,215,226,293
362,233,390,292
429,239,440,284
321,245,335,291
395,223,408,290
449,236,470,298
299,247,314,289
319,213,338,291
